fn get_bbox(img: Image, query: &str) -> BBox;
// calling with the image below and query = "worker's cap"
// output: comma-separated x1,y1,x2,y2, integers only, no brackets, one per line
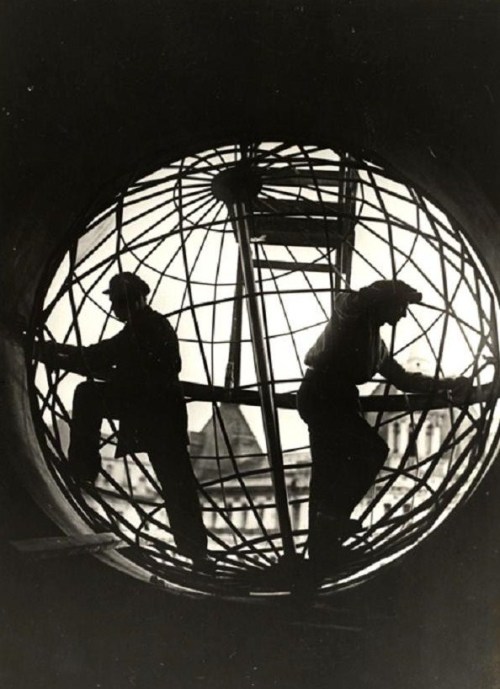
103,272,150,299
361,280,423,306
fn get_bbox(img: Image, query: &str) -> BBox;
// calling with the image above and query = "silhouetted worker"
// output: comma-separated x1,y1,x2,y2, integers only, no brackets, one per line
37,272,212,572
297,280,469,571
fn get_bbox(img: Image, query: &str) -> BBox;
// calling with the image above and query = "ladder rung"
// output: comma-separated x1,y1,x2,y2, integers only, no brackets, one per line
253,197,341,217
253,259,336,273
261,167,359,188
250,216,342,247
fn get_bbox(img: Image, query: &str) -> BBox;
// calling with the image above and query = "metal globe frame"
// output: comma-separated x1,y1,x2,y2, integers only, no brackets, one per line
29,142,500,598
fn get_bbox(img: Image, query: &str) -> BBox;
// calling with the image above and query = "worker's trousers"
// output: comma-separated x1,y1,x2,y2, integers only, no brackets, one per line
298,371,389,560
69,380,207,560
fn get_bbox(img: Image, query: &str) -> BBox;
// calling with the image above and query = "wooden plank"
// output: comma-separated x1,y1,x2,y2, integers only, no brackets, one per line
11,533,125,559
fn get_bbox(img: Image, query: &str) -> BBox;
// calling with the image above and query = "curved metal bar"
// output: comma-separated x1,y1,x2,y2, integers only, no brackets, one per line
31,141,500,598
182,380,496,411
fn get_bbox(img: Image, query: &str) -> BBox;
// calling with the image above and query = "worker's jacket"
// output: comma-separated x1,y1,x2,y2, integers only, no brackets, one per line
304,291,456,402
46,307,187,456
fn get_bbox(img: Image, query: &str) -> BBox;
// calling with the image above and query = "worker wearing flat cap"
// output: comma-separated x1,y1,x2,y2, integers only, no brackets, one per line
37,272,211,572
297,279,470,571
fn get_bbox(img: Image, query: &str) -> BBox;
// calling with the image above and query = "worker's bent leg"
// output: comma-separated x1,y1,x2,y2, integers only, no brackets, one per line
309,415,388,517
69,381,120,483
148,440,207,561
307,414,388,562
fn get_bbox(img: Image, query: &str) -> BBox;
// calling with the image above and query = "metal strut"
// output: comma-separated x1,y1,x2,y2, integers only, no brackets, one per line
212,163,296,559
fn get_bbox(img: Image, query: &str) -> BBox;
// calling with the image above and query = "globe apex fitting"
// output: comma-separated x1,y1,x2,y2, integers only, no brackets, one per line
211,163,263,204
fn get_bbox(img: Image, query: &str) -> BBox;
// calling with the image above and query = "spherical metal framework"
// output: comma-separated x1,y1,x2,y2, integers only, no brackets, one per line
30,142,500,598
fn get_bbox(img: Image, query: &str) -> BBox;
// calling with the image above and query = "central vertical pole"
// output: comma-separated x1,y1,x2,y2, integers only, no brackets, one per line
230,200,295,559
212,162,295,559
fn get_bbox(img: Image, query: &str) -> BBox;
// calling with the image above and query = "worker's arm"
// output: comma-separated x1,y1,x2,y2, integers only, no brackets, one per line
35,336,119,380
379,348,471,404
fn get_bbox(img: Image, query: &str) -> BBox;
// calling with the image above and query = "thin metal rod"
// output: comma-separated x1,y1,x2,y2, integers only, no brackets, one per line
224,262,244,389
257,244,303,374
230,201,295,558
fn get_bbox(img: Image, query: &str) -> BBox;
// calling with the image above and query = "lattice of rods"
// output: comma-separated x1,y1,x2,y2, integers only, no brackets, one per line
30,142,500,595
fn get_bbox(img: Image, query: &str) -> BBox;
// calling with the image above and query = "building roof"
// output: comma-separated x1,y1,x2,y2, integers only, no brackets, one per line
190,403,267,480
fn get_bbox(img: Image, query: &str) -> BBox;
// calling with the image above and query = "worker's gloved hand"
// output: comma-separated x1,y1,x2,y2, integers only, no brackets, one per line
445,376,472,405
34,340,60,368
